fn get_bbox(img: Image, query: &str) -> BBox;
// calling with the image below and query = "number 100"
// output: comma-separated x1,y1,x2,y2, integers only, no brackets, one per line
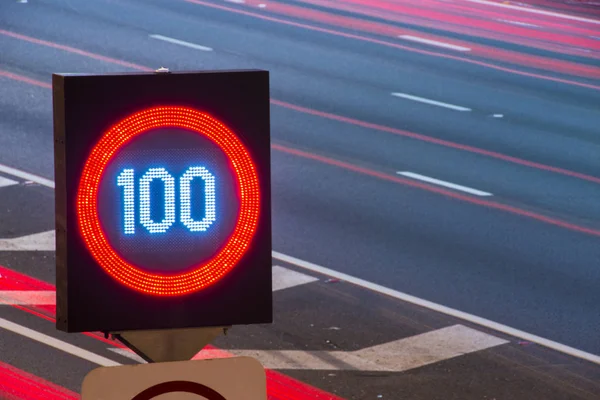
116,166,216,235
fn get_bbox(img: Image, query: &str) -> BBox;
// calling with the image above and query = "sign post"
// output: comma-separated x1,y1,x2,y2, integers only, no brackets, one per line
52,68,272,391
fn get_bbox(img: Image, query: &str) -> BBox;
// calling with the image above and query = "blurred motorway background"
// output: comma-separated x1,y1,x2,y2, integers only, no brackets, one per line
0,0,599,398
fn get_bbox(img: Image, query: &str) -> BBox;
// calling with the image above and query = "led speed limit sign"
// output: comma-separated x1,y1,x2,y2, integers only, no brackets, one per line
53,70,272,333
80,106,258,296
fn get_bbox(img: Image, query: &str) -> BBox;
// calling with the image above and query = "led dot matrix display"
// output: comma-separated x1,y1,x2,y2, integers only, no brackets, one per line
53,70,271,333
79,106,260,296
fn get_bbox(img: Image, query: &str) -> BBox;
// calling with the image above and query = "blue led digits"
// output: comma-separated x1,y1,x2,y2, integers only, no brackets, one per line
180,166,216,232
117,169,135,234
139,168,176,234
117,166,218,235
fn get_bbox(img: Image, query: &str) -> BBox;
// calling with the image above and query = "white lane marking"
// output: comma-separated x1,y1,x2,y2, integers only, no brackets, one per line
391,92,471,111
0,290,55,305
149,34,213,52
225,0,245,3
0,317,120,366
464,0,600,25
272,251,600,366
2,163,598,366
273,265,318,291
0,176,18,188
109,347,146,363
258,3,267,7
112,324,507,371
397,171,492,196
0,163,54,188
497,19,538,28
0,230,55,251
398,35,471,52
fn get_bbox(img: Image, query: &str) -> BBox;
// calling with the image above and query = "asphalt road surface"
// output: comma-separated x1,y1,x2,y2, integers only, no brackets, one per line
0,0,599,399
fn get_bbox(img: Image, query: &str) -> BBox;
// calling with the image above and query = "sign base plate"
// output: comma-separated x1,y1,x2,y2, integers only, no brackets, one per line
82,356,267,399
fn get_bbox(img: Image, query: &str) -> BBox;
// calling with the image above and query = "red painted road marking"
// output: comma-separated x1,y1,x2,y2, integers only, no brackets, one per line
0,290,56,305
0,264,55,317
0,265,344,400
0,360,78,400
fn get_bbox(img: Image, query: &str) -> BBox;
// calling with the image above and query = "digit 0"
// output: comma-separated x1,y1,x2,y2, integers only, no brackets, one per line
180,166,216,232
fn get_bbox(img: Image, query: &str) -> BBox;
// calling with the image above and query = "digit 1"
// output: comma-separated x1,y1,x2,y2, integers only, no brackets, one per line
117,169,135,235
139,167,176,234
180,166,216,232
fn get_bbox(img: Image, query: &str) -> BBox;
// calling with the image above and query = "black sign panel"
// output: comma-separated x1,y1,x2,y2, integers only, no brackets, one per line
53,70,272,333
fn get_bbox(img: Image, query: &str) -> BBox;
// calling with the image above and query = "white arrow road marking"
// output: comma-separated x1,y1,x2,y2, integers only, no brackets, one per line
110,324,508,371
0,230,55,251
0,176,18,188
346,324,508,371
230,324,508,371
272,265,318,291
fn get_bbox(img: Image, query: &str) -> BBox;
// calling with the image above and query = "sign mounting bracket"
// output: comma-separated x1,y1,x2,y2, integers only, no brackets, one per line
108,326,231,363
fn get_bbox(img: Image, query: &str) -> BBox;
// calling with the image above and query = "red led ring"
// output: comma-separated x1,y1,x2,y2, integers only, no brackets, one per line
77,106,260,296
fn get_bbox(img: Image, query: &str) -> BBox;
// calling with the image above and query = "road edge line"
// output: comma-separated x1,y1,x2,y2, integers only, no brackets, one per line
272,251,600,366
